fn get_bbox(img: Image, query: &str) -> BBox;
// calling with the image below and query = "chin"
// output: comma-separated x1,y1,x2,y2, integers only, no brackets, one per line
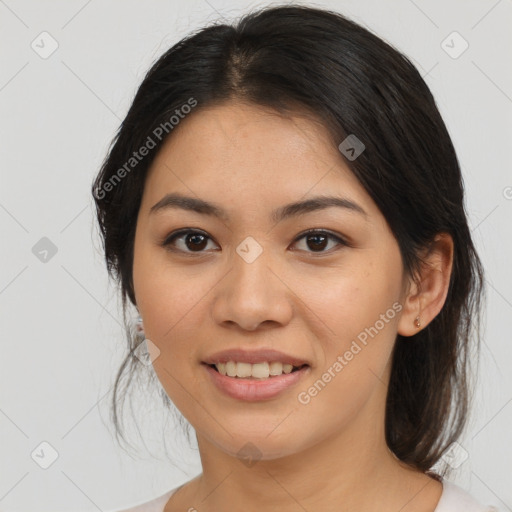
201,426,312,463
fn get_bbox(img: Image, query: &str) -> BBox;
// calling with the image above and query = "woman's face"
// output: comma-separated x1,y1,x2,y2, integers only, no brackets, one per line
132,101,413,461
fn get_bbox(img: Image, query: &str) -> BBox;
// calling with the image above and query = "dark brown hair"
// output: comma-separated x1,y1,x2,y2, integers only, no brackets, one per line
92,4,485,477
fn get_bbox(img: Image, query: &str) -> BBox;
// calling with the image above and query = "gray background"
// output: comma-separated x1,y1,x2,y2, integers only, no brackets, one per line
0,0,511,510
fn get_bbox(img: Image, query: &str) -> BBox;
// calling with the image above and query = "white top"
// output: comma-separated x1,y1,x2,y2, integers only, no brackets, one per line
117,478,500,512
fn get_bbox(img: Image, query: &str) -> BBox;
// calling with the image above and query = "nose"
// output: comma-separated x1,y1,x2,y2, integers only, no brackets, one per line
211,242,293,332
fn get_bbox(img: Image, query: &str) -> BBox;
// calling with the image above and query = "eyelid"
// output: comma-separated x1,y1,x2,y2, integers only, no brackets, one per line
161,228,351,254
161,228,217,252
292,228,350,248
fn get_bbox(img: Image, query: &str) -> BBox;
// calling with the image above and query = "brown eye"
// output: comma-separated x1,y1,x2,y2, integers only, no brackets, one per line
162,228,348,256
184,233,208,251
292,229,348,254
305,233,328,251
163,229,218,253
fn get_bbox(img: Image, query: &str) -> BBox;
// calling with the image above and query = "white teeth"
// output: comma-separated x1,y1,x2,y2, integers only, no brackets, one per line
252,362,270,378
236,362,252,378
282,363,293,374
269,362,282,375
225,361,237,377
213,361,302,378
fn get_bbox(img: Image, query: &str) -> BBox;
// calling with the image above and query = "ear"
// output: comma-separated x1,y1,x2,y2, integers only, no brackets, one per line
397,233,454,337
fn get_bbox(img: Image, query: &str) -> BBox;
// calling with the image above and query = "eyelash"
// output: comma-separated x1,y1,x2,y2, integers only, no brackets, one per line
161,228,349,256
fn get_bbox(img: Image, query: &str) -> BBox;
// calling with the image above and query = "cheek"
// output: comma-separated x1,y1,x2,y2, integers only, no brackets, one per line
133,239,198,335
308,257,398,337
310,255,402,380
295,305,400,437
132,255,218,395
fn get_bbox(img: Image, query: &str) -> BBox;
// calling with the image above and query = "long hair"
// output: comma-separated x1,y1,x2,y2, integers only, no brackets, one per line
92,5,485,476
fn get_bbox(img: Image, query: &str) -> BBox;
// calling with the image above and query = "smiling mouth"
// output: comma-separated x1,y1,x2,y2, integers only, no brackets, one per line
205,362,309,379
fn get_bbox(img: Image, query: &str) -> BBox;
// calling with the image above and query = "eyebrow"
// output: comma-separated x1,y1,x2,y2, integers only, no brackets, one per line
149,192,368,223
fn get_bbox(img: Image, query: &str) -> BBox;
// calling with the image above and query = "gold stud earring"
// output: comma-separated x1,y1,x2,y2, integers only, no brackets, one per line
415,316,421,329
135,315,145,337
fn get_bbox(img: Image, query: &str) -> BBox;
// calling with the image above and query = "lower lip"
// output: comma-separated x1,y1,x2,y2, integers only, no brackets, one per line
202,363,310,401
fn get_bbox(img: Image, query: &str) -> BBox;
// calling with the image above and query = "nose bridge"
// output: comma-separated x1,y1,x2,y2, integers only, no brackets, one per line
231,234,274,296
212,234,291,330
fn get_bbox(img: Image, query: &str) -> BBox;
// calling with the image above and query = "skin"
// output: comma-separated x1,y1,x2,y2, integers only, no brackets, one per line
131,101,454,512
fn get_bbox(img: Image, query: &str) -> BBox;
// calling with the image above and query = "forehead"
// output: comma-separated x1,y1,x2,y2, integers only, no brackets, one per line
142,101,376,220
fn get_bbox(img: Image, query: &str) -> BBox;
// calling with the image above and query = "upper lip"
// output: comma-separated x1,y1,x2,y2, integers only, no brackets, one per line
202,348,310,367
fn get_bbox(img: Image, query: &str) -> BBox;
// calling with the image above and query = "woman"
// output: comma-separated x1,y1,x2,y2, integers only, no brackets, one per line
92,5,498,511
